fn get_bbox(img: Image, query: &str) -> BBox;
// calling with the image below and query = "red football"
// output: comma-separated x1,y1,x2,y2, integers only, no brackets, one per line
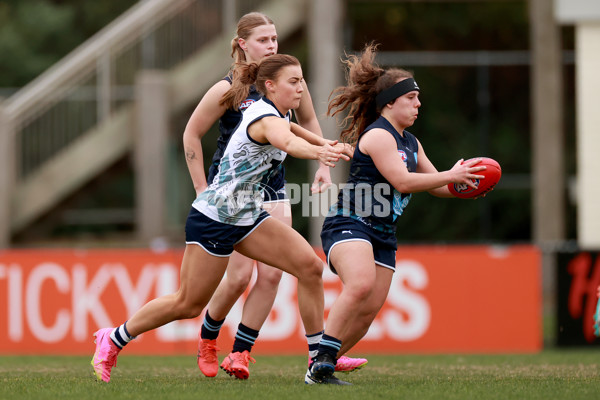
448,157,502,199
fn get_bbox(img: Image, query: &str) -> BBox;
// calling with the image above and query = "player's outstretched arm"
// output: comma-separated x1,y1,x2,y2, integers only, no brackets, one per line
364,129,484,194
252,117,343,167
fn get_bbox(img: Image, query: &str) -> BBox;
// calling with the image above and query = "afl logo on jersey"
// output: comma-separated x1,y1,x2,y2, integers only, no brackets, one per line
398,150,408,166
239,99,256,111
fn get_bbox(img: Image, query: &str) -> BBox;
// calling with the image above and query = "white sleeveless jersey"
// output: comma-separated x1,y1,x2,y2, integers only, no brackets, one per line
193,97,289,225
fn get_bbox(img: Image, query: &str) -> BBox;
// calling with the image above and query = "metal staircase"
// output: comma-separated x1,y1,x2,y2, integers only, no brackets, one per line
0,0,307,246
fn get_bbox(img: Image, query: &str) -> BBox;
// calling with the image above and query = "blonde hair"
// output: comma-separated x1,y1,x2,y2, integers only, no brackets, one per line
220,54,300,110
230,12,275,64
328,43,413,145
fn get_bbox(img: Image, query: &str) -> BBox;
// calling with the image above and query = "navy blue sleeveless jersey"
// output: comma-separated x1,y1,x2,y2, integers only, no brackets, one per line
328,116,419,234
206,75,285,192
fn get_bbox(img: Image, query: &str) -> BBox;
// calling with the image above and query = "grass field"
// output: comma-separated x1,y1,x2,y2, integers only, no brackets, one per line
2,350,600,400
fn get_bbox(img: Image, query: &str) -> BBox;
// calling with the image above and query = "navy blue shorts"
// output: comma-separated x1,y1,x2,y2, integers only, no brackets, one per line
320,215,397,274
185,206,270,257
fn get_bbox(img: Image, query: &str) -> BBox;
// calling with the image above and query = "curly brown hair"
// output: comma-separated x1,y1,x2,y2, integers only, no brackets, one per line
328,43,413,145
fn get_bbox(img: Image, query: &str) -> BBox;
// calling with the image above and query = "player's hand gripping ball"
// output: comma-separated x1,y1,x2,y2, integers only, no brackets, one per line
448,157,501,199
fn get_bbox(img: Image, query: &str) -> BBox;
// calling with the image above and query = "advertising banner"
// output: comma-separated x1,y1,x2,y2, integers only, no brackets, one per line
0,245,541,355
557,250,600,346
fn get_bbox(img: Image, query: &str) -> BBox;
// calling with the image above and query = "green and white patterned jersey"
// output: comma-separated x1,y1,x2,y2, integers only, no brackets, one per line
193,97,290,225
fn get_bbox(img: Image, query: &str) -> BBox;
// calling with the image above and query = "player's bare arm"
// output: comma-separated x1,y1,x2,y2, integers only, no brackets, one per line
361,129,469,193
182,80,230,195
250,117,342,167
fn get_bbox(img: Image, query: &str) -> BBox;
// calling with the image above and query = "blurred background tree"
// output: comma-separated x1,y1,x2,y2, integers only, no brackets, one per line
0,0,137,89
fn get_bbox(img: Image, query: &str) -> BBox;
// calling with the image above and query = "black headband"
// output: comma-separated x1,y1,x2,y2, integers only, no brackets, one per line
375,78,420,109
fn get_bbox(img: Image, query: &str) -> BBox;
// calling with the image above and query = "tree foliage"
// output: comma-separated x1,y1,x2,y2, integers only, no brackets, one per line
0,0,136,87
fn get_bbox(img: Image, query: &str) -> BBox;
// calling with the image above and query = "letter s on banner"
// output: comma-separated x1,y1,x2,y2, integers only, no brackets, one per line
382,260,430,341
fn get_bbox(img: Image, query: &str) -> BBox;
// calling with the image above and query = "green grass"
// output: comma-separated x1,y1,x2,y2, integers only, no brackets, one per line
1,351,600,400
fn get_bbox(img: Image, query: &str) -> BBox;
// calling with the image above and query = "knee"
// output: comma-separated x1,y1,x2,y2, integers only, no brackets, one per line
255,267,283,289
346,281,375,304
297,254,324,281
225,265,253,294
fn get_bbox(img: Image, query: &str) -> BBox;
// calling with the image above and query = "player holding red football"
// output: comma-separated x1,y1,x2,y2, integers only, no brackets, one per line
447,157,501,198
306,43,487,384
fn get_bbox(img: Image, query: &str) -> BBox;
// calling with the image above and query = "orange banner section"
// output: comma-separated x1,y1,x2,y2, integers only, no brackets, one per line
0,245,540,355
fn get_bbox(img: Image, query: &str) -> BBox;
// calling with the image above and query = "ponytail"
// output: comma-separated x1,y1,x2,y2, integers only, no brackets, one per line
220,62,258,110
220,54,300,111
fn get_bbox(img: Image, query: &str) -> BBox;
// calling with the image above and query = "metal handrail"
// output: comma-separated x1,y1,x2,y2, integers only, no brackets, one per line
4,0,238,180
4,0,193,118
0,0,304,245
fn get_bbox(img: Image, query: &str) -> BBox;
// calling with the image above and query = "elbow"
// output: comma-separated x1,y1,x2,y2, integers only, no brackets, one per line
394,183,413,193
182,128,194,143
183,124,204,142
